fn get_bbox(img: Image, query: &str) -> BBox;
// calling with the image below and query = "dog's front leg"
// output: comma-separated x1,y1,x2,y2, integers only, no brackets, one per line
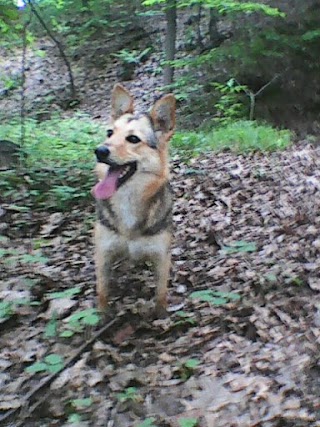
95,247,112,311
154,250,171,317
95,223,115,311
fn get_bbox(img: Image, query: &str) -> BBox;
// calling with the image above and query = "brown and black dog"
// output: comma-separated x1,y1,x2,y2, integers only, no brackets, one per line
92,84,176,315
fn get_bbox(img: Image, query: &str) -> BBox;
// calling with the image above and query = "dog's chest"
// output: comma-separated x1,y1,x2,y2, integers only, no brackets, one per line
118,197,139,230
113,186,144,232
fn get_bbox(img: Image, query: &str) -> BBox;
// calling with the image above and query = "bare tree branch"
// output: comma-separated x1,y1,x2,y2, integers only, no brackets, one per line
26,0,76,99
235,75,280,120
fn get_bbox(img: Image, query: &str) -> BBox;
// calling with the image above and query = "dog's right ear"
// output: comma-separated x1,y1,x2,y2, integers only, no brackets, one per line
111,84,134,120
150,94,176,140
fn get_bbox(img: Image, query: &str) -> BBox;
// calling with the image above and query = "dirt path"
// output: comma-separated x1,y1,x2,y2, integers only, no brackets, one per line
1,142,320,426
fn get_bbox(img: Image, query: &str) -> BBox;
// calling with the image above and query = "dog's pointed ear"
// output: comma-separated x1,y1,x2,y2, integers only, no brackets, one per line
150,94,176,138
111,84,134,120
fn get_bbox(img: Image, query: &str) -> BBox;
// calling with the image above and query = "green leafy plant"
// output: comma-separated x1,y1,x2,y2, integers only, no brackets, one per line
0,114,105,211
208,121,291,152
34,49,47,58
222,240,257,254
26,353,64,374
116,387,142,403
285,276,304,287
0,0,21,45
46,287,82,300
20,253,49,264
60,308,100,338
70,397,93,409
44,313,58,338
66,397,93,425
0,301,13,320
190,290,241,306
163,75,203,102
174,310,197,327
144,0,284,18
178,358,201,381
178,418,199,427
68,413,82,424
0,296,40,321
137,417,158,427
113,47,152,65
212,78,247,124
0,247,49,267
172,120,291,158
0,74,22,91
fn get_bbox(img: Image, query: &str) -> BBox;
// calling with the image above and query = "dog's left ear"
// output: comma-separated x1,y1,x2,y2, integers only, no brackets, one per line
111,84,134,120
150,94,176,138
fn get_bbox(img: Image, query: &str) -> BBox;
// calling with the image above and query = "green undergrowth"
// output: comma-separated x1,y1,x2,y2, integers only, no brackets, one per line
0,116,291,212
0,113,105,211
172,120,292,158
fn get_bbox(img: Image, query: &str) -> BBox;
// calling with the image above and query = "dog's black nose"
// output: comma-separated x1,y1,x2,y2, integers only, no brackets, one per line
95,146,110,162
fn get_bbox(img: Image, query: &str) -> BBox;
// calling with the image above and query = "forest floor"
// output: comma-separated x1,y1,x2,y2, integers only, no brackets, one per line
1,30,320,427
1,142,320,427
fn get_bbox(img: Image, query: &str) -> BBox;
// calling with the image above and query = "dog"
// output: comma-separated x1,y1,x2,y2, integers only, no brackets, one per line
92,84,176,316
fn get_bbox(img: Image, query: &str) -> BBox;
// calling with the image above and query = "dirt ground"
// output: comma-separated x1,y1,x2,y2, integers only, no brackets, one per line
1,140,320,427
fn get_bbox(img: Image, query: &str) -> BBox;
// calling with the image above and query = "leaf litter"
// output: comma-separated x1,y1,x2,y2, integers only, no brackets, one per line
1,142,320,426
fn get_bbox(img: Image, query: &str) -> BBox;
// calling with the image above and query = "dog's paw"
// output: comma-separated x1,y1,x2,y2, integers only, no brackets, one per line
98,293,109,311
154,303,168,319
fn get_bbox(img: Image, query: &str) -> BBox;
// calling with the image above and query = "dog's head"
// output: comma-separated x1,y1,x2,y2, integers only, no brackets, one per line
93,84,176,200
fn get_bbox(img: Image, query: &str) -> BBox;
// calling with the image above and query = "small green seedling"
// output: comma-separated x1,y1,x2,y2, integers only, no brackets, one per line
137,417,158,427
70,397,93,409
26,353,64,374
67,397,93,424
178,418,199,427
116,387,142,403
265,273,277,283
60,308,100,338
112,47,151,65
46,287,81,300
0,298,40,321
190,290,240,306
178,358,201,381
174,311,196,327
44,313,58,338
68,413,82,424
222,240,257,254
0,248,48,267
0,301,13,320
286,276,304,286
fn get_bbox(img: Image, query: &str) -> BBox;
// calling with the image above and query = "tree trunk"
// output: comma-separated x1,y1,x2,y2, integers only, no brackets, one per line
196,4,203,49
208,8,220,46
164,0,177,88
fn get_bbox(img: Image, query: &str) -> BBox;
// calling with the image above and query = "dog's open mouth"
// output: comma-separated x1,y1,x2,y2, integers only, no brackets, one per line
93,162,137,200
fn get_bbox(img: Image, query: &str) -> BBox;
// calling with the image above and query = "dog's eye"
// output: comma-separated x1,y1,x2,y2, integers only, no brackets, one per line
107,129,113,138
126,135,141,144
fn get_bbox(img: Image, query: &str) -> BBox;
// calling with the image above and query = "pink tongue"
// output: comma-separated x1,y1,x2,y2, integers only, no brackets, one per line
92,169,121,200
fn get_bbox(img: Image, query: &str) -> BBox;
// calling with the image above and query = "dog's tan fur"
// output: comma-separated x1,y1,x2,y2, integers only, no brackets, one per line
93,84,175,315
